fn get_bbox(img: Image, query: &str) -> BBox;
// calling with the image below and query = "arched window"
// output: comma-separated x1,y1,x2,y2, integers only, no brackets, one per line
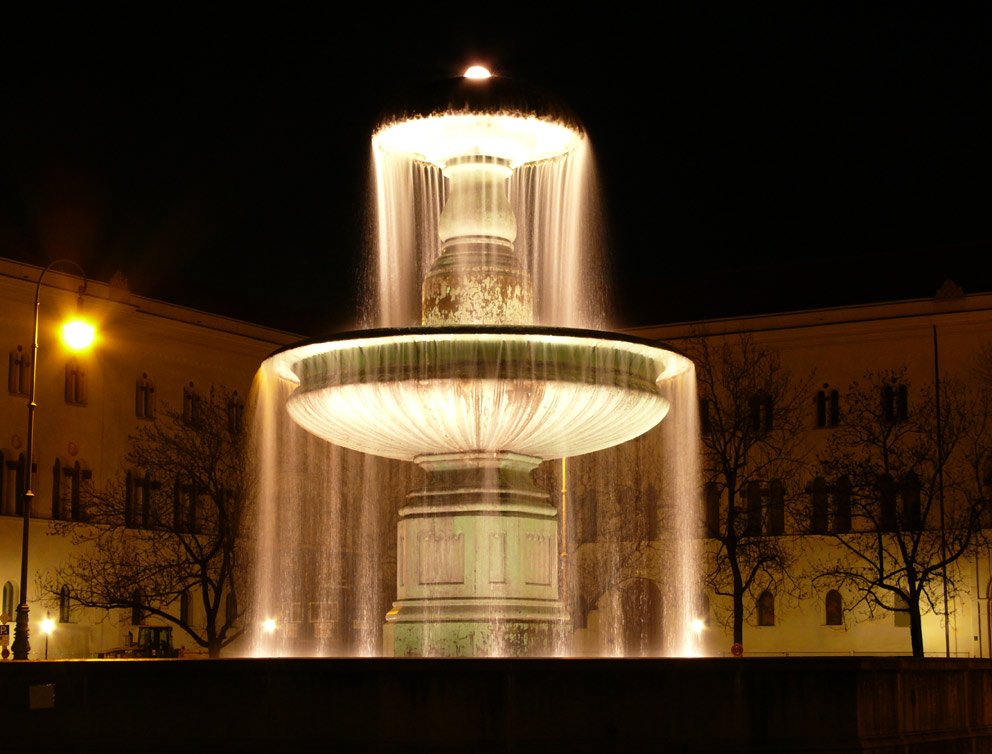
183,382,201,425
179,590,191,625
8,345,32,395
833,476,852,534
227,391,244,434
59,585,71,623
135,373,155,419
757,590,775,626
2,580,15,618
131,590,145,626
825,589,843,626
901,472,922,530
64,358,87,404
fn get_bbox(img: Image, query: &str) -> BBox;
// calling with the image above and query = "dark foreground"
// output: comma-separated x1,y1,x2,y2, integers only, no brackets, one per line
5,657,992,753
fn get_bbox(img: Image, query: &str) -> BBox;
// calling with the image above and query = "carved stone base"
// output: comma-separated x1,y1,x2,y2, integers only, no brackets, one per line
385,452,569,657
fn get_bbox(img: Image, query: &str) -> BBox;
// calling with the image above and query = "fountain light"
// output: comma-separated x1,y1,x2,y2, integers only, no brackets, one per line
464,65,491,79
262,618,277,634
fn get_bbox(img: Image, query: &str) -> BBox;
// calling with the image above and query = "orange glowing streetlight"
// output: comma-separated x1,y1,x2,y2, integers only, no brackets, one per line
12,259,95,661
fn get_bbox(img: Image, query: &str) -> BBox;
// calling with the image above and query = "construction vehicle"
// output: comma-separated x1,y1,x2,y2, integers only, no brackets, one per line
99,626,180,658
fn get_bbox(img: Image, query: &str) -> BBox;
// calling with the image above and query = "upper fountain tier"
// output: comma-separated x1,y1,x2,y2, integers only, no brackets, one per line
373,74,583,168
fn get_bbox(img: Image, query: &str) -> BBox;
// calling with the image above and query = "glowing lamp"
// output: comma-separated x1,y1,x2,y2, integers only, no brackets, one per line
262,618,277,633
691,618,705,635
41,617,55,635
62,319,96,351
464,65,491,79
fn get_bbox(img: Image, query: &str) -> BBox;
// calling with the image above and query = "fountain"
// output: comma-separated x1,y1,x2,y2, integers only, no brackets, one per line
252,70,697,657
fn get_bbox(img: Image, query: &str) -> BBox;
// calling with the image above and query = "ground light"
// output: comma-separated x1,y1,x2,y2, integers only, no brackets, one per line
262,619,277,634
41,615,54,660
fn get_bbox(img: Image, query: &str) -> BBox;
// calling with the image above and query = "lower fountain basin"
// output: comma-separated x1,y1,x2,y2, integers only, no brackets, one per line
266,326,690,462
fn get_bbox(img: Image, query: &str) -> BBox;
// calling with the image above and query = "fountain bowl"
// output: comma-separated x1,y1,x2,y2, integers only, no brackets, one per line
266,326,691,462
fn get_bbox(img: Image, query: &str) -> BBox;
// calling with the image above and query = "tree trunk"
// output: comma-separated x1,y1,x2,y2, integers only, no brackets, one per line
909,599,925,658
733,588,744,646
208,640,222,658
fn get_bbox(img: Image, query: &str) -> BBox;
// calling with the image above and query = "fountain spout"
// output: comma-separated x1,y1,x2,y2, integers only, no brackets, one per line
423,154,533,326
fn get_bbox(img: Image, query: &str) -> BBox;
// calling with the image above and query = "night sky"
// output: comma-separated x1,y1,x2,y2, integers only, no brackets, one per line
1,5,989,335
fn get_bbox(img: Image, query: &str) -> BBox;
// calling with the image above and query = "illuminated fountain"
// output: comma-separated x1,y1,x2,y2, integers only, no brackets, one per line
254,69,696,657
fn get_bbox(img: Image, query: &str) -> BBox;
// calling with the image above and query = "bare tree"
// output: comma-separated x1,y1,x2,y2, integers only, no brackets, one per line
813,369,990,657
40,387,249,657
686,334,813,647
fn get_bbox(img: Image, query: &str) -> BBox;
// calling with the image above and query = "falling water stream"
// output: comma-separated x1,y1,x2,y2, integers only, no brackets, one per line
251,101,701,658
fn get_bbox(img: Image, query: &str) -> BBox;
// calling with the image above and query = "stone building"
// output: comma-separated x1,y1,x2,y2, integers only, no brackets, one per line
0,257,296,658
590,281,992,658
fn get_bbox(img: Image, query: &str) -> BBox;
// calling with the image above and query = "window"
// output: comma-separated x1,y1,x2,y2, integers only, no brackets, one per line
64,358,87,405
750,393,773,435
183,383,201,425
878,474,897,531
125,472,155,528
179,590,191,625
882,383,908,423
135,373,155,419
174,479,198,533
746,480,785,536
699,398,713,436
578,493,598,544
2,580,15,618
757,590,775,626
8,345,32,395
815,387,840,428
825,589,843,626
228,391,244,434
5,453,35,517
901,472,922,530
131,590,145,626
704,483,720,537
59,585,71,623
62,461,91,522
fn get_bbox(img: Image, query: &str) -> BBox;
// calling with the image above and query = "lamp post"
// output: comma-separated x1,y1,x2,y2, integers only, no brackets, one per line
11,259,94,661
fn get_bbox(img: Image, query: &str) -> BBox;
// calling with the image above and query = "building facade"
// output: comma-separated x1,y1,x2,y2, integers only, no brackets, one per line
0,258,297,658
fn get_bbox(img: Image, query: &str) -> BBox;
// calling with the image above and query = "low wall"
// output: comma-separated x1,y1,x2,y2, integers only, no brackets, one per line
6,657,992,752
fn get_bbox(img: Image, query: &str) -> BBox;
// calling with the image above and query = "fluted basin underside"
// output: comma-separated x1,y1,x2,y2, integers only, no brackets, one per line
267,327,691,462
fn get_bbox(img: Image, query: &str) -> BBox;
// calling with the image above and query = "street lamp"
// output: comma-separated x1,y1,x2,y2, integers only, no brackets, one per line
12,259,94,661
41,615,55,660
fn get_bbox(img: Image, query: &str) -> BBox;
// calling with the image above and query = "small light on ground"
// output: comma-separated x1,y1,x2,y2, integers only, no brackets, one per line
691,618,705,635
464,66,491,79
263,618,277,633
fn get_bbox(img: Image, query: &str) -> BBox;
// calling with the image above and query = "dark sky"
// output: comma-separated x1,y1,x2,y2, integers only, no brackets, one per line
1,5,989,335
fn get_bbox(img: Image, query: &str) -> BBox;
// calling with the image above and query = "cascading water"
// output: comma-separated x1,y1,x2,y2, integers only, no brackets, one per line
251,70,701,658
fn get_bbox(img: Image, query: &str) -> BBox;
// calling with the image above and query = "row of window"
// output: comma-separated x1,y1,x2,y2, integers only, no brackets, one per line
755,588,912,628
699,382,912,434
704,472,928,537
1,581,71,623
9,352,244,429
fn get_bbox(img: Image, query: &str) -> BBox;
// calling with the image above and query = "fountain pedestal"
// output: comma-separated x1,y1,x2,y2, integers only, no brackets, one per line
384,452,569,656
